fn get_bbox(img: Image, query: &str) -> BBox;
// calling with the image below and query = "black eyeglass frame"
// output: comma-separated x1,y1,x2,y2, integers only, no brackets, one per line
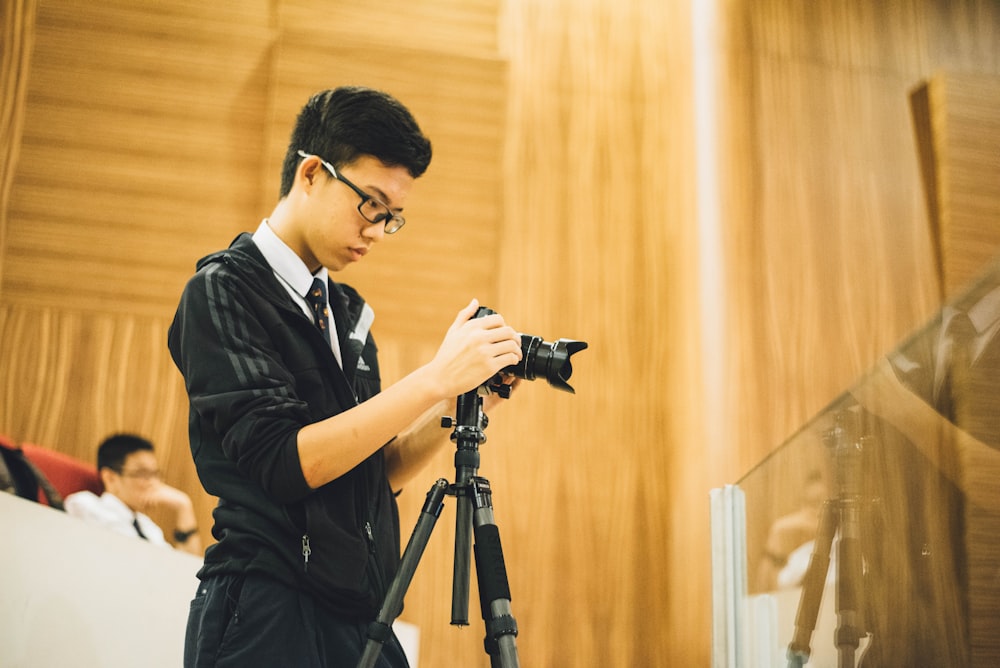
107,466,161,481
296,150,406,234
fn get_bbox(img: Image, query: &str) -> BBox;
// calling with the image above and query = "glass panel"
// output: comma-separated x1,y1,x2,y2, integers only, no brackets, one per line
733,258,1000,667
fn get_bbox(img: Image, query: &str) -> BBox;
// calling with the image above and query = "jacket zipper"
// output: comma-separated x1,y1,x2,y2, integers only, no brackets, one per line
364,520,387,600
301,533,311,573
365,521,375,551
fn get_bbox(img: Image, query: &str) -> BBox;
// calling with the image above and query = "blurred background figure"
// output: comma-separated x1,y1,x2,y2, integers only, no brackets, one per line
65,433,202,555
756,470,830,591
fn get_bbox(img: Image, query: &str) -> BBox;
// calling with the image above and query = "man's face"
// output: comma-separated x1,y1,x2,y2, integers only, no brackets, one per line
295,154,415,273
103,450,160,512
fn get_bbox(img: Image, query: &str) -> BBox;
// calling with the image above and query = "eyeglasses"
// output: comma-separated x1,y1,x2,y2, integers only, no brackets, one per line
113,467,161,481
296,150,406,234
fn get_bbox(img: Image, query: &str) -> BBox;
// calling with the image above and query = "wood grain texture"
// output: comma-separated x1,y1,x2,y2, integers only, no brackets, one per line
1,0,38,302
496,0,703,664
923,72,1000,298
4,0,274,317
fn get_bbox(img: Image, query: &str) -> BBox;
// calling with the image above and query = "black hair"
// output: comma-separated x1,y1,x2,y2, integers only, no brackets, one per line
279,86,433,197
97,433,154,472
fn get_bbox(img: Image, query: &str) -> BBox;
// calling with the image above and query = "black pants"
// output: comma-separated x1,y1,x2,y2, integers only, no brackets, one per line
184,573,411,668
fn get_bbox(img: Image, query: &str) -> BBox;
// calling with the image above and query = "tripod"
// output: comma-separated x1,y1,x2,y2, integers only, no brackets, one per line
787,410,871,668
358,384,520,668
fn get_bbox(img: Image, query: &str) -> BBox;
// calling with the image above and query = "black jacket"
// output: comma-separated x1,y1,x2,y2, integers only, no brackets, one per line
167,233,400,621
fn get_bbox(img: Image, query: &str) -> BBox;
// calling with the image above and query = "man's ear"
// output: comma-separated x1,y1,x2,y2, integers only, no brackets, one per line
98,466,117,490
297,155,324,190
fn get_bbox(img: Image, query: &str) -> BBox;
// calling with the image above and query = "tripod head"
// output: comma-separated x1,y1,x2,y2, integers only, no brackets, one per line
439,388,488,480
440,386,490,450
787,408,873,667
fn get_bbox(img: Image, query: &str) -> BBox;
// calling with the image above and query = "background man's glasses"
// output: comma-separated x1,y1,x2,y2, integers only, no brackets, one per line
113,468,161,481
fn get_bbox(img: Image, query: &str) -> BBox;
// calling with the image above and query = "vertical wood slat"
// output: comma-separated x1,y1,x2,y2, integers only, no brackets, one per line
1,0,39,302
922,71,1000,298
500,0,701,664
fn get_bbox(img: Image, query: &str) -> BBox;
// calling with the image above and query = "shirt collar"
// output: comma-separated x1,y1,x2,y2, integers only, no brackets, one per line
100,491,137,520
252,220,328,297
967,284,1000,335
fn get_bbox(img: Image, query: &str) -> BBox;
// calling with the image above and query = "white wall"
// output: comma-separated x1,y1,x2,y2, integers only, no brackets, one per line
0,493,420,667
0,492,200,668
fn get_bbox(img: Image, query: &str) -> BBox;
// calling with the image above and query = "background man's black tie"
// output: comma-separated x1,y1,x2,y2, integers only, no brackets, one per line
133,517,148,540
937,310,976,422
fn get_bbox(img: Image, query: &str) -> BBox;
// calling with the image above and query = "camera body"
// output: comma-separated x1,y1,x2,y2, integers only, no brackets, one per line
474,306,587,393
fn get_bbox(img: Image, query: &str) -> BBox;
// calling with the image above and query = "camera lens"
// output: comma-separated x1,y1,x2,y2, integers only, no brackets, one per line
507,335,587,393
473,306,587,393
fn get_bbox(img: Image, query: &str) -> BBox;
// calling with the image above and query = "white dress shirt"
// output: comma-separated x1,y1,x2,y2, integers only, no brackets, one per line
252,219,343,367
64,490,169,547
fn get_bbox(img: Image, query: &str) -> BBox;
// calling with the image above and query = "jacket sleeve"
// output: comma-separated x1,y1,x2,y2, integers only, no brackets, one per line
168,261,314,505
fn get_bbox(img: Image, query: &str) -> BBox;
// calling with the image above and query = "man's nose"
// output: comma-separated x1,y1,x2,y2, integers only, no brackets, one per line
362,220,386,242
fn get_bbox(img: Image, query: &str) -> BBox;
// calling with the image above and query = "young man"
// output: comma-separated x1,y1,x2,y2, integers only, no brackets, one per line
168,86,521,667
64,433,202,555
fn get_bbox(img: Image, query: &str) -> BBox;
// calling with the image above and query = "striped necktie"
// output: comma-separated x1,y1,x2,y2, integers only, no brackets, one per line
306,277,332,347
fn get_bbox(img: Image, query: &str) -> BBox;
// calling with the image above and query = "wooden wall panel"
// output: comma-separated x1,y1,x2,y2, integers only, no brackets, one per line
277,0,502,58
920,72,1000,297
3,0,1000,666
497,0,702,664
1,0,38,296
722,0,1000,480
4,0,274,318
723,59,941,469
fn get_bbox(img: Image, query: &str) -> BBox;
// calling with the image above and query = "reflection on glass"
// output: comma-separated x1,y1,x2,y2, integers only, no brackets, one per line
731,259,1000,667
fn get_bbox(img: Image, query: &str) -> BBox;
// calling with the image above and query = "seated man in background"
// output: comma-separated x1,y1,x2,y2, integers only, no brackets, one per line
65,433,202,555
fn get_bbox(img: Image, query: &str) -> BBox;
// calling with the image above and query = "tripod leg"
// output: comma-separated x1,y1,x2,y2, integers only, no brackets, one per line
358,479,449,668
452,476,474,625
836,496,863,668
834,441,866,668
787,500,838,667
469,477,520,668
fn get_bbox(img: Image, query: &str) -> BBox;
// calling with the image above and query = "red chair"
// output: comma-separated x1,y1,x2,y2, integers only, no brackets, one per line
21,442,103,505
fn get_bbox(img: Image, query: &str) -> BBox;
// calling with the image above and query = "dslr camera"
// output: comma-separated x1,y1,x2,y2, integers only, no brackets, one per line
474,306,587,393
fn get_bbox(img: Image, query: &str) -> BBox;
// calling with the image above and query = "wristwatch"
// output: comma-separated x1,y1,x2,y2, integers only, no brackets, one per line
174,527,198,543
